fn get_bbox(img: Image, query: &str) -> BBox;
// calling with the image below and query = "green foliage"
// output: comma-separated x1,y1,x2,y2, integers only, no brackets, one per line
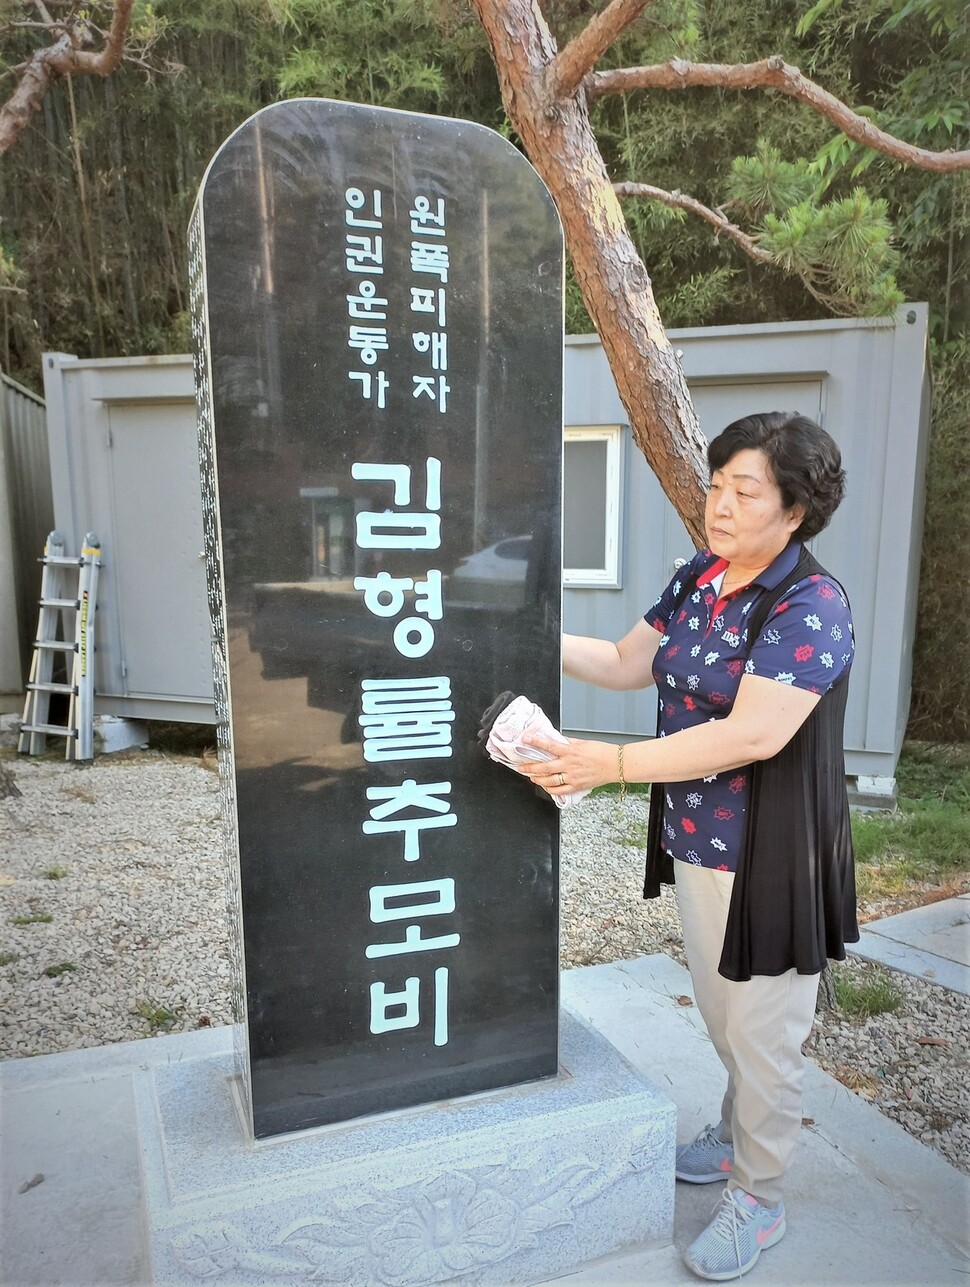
564,266,593,335
727,142,819,219
595,0,906,327
0,952,19,966
275,0,448,108
833,966,902,1018
42,867,69,881
134,999,180,1031
42,961,77,978
850,743,970,898
761,189,903,314
0,0,966,740
894,740,970,803
12,914,53,925
662,267,740,327
908,342,970,739
272,0,497,116
795,0,969,344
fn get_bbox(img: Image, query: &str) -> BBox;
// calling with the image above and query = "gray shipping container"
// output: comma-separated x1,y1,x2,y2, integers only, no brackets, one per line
41,304,930,784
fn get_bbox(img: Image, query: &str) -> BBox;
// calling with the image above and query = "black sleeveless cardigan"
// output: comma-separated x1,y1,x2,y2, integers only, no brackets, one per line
642,546,859,982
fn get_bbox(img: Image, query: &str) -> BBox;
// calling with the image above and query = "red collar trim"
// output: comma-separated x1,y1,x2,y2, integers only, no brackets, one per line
696,557,729,587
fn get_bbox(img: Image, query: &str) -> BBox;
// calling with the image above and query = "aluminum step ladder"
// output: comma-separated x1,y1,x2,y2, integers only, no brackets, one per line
18,531,102,762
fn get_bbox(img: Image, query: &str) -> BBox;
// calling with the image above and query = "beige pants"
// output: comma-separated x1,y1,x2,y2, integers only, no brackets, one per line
674,861,820,1207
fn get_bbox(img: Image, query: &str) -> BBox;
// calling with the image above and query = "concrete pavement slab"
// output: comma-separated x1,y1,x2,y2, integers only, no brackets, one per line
2,956,968,1287
851,895,970,994
558,957,970,1287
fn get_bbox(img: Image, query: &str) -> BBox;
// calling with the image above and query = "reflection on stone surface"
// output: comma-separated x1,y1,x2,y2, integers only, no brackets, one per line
193,99,563,1136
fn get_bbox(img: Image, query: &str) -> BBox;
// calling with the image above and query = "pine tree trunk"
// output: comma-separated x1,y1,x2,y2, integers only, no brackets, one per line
470,0,709,543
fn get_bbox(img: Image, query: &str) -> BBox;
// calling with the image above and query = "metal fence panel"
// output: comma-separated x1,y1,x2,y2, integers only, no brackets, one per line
0,371,53,690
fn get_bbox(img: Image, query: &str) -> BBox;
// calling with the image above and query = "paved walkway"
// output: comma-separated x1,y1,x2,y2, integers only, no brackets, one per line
2,950,968,1287
850,894,970,995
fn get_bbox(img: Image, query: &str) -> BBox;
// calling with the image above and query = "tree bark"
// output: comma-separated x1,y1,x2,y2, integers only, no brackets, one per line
470,0,710,543
590,56,970,173
551,0,658,99
471,3,970,548
0,0,135,156
614,182,776,265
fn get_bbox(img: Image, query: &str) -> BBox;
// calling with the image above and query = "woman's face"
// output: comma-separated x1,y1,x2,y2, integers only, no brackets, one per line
705,447,805,569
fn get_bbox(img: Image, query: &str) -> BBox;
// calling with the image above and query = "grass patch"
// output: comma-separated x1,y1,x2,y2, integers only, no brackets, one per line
42,961,77,977
147,722,217,757
851,741,970,903
590,780,651,798
12,913,53,925
831,1065,882,1097
895,741,970,804
0,951,19,965
134,1000,180,1032
613,819,649,847
42,866,69,880
833,968,902,1018
852,802,970,875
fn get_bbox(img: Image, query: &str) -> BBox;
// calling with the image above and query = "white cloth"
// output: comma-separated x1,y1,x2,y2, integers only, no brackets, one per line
484,695,589,811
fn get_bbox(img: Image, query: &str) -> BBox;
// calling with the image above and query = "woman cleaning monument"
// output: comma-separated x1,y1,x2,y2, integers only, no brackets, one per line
523,411,858,1281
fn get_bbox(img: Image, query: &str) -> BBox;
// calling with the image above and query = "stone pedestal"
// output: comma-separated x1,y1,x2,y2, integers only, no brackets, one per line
136,1008,675,1286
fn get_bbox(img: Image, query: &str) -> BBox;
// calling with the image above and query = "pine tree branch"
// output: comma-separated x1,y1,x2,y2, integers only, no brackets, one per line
614,182,776,264
69,0,132,76
615,180,863,314
471,0,710,543
550,0,658,99
590,55,970,172
0,0,133,155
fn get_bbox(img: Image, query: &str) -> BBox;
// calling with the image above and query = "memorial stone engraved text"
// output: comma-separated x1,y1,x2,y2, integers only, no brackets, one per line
191,99,564,1137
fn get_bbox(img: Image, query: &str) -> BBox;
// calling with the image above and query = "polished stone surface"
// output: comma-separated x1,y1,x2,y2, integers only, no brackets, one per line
190,99,564,1135
134,1008,674,1287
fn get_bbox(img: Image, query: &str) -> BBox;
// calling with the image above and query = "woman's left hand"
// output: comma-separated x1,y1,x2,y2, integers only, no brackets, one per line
519,736,617,797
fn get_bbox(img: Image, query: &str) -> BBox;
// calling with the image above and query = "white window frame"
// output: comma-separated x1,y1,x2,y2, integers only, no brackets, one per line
563,425,623,588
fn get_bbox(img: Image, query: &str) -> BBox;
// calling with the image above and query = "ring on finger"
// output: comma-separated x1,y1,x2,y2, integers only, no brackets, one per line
557,773,566,786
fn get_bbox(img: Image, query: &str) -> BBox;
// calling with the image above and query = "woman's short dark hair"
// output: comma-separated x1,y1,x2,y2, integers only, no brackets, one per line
707,411,846,541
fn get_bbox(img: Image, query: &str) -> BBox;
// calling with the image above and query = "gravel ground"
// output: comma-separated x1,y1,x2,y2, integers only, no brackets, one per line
1,749,967,1177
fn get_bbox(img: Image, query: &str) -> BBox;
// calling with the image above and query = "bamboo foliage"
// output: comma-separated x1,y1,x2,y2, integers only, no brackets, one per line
2,0,964,388
0,0,966,728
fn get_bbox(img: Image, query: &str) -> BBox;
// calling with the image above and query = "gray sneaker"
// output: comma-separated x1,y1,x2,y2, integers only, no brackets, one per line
676,1124,734,1183
683,1188,785,1280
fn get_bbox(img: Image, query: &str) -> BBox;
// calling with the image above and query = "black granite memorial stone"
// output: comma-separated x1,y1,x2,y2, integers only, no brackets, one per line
189,100,564,1138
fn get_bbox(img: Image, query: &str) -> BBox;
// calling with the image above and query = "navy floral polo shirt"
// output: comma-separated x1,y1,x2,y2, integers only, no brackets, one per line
645,541,854,873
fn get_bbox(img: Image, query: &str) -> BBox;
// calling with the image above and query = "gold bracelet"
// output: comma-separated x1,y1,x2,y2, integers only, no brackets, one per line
617,744,627,804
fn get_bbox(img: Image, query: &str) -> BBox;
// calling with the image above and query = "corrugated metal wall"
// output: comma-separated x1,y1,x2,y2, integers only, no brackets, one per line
41,307,930,781
0,371,53,692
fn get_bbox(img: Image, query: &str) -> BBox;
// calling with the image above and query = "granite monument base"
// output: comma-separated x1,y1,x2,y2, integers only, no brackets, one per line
135,1008,675,1286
